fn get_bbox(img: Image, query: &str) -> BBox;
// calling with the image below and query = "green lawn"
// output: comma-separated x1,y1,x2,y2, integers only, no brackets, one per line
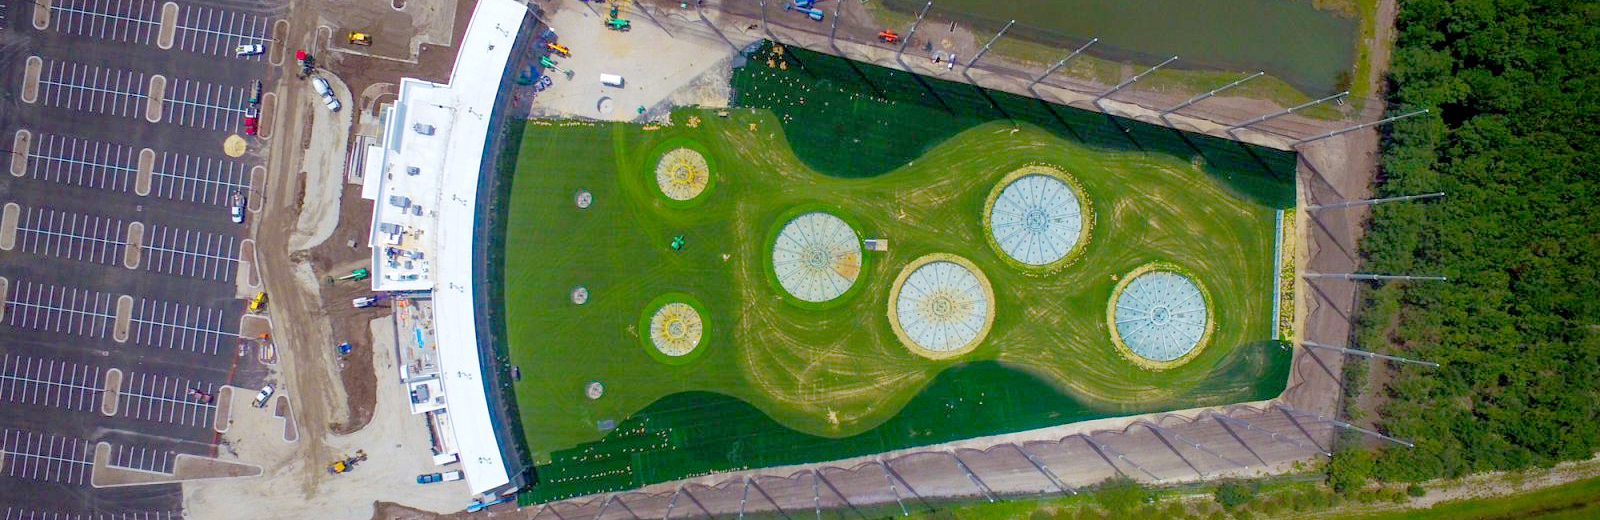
504,107,1288,498
1349,477,1600,520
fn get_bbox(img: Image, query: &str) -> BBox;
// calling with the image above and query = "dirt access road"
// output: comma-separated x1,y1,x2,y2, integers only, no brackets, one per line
180,0,475,517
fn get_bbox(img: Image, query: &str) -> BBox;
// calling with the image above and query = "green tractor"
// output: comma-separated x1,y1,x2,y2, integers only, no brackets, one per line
605,18,631,31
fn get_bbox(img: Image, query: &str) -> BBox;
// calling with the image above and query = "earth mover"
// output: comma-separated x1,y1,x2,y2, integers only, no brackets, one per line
327,450,368,474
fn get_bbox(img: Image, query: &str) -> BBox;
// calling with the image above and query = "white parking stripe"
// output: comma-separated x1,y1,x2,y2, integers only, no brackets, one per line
3,281,117,339
24,133,139,193
12,206,128,266
142,225,237,281
152,151,250,206
0,354,105,413
175,4,268,59
119,371,216,428
0,429,93,485
130,297,234,355
163,79,245,131
35,59,148,118
2,508,186,520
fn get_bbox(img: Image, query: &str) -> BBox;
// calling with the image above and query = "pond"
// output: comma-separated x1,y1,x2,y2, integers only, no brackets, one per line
883,0,1358,95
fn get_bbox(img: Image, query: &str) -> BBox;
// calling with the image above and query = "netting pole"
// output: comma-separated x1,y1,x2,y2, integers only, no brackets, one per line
1080,433,1162,481
1157,71,1264,127
661,487,681,520
751,478,793,520
683,486,713,519
894,1,934,71
827,0,843,53
533,504,549,520
812,470,822,520
1293,109,1430,146
878,459,911,516
1224,91,1348,139
1306,192,1445,211
758,0,778,43
816,469,870,519
1138,421,1251,471
1012,443,1076,495
1276,403,1416,448
696,8,741,52
629,0,669,38
962,20,1014,84
1027,38,1097,91
1301,340,1440,368
550,504,570,520
1092,56,1177,112
594,495,614,520
947,450,996,502
1303,273,1447,282
1210,412,1331,457
739,477,751,519
615,495,643,520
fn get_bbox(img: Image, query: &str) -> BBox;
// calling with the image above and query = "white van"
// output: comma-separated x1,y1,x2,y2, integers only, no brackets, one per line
600,74,624,88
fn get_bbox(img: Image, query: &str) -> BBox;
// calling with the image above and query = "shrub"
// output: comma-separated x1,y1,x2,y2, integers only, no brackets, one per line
1213,481,1259,509
1407,484,1426,497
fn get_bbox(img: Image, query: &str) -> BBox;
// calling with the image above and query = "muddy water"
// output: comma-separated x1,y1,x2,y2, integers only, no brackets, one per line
883,0,1357,95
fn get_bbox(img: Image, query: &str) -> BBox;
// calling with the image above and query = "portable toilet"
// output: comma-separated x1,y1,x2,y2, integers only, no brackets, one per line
600,74,625,88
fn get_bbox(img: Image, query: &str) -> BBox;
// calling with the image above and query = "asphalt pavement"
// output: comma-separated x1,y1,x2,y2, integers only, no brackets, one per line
0,0,286,516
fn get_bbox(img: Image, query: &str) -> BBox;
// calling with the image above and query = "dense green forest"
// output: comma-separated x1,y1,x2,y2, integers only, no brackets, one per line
1335,0,1600,486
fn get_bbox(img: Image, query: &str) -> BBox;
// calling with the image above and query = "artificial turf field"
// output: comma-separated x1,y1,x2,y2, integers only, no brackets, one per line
504,44,1295,500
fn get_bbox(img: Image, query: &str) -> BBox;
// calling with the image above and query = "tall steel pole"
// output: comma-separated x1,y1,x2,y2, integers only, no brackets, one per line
1301,340,1440,368
1294,108,1430,146
962,20,1014,83
1307,192,1445,210
1277,404,1416,448
1027,38,1097,90
1092,56,1178,112
1158,71,1264,127
894,1,933,71
1225,91,1348,139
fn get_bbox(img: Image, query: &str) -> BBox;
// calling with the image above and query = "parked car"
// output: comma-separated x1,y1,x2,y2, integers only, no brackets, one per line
243,106,259,136
230,190,247,223
251,384,275,408
234,43,264,56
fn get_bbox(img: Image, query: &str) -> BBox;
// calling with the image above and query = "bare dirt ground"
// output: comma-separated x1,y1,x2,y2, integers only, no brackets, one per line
181,0,478,517
526,1,755,121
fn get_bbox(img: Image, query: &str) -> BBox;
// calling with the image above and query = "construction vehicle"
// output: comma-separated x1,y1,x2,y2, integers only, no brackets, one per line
546,42,570,57
327,450,368,474
332,268,370,282
294,50,315,76
248,291,268,313
352,295,386,308
878,29,899,43
347,31,372,46
670,235,686,251
785,3,824,20
605,18,631,31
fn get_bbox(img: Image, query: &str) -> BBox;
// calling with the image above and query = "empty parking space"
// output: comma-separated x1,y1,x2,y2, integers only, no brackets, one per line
33,60,148,118
174,4,269,58
117,371,215,428
48,0,162,45
19,133,139,194
162,79,245,130
2,508,184,520
151,151,249,206
0,354,105,414
10,206,128,266
3,281,116,339
107,443,176,473
0,429,93,485
129,298,233,355
141,225,236,281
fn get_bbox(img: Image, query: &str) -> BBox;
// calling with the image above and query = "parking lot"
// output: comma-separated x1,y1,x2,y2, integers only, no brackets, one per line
0,0,279,515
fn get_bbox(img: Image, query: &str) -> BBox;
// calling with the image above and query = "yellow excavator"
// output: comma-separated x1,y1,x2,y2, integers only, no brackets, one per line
327,450,368,474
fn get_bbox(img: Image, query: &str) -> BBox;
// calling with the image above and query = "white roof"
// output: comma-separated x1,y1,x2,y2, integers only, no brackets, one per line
362,0,526,496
